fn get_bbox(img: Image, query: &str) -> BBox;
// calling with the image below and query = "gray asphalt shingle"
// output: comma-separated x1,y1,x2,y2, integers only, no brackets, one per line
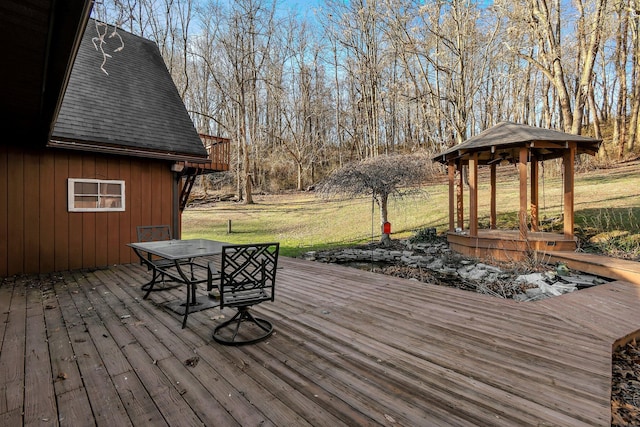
52,19,206,159
432,121,601,164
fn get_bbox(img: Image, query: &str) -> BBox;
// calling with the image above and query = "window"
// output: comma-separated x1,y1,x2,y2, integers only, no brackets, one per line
68,178,125,212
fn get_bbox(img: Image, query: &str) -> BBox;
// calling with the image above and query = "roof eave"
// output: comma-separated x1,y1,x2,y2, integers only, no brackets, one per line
433,139,602,164
44,1,94,141
48,139,209,163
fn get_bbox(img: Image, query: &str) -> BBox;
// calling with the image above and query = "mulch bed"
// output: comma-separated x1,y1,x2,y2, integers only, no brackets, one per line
612,339,640,426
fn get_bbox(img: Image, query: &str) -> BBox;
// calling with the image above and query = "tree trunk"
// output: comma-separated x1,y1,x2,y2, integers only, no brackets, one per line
379,193,391,246
628,7,640,153
243,144,253,205
571,0,606,135
297,162,303,191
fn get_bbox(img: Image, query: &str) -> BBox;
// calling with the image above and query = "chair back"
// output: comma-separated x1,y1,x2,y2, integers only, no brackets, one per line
219,243,279,309
137,225,171,242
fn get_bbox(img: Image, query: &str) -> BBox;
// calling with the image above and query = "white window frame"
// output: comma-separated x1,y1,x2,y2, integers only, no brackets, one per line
68,178,126,212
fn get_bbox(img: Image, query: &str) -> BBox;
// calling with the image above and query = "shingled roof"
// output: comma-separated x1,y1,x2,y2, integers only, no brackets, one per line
432,121,601,165
50,19,207,161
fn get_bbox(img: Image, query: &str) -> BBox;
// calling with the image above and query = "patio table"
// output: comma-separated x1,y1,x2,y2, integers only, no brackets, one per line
128,239,228,328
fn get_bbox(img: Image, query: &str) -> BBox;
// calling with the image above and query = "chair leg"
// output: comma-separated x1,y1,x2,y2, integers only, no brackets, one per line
207,262,220,292
181,297,189,329
206,262,221,299
142,268,160,299
142,267,179,297
181,281,195,329
243,311,272,333
228,311,244,341
212,307,273,346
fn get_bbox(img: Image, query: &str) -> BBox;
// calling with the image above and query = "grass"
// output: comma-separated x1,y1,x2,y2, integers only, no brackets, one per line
182,161,640,259
182,190,447,257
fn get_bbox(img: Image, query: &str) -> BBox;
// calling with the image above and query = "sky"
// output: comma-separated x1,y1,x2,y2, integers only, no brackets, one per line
277,0,324,20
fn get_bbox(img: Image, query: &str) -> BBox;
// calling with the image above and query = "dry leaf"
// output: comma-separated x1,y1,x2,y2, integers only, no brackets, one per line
184,356,199,367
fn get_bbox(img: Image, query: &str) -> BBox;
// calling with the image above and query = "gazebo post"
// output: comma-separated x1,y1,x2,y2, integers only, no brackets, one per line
563,142,576,239
530,154,539,232
469,153,478,237
457,162,464,230
518,147,528,240
448,161,455,232
490,164,497,229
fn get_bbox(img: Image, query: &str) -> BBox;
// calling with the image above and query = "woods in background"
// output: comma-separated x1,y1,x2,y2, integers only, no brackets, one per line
93,0,640,198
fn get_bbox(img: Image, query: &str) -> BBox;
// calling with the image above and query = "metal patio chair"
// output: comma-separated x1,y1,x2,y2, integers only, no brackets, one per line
136,225,184,295
208,242,280,345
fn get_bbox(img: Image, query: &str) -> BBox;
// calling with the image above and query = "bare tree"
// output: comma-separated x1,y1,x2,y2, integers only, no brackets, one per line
613,0,630,156
497,0,608,134
627,0,640,153
572,0,607,135
317,154,431,246
199,0,278,203
323,0,385,158
94,0,640,192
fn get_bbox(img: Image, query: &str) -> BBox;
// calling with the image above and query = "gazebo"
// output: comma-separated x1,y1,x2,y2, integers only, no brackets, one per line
432,122,602,261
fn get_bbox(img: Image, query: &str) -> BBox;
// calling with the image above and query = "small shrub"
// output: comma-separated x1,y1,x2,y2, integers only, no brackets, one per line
409,227,439,243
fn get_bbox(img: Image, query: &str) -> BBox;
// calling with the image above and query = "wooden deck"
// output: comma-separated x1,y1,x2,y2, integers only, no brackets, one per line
447,229,578,262
2,257,640,426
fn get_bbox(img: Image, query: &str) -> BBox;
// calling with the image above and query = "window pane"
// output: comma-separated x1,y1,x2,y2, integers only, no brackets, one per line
75,196,98,208
101,183,122,195
99,196,122,208
75,182,98,195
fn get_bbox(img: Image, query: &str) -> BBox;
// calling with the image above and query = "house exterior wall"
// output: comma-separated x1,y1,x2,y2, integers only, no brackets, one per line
0,145,176,276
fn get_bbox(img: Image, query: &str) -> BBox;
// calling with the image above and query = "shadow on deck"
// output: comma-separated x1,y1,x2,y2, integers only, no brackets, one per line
1,257,639,425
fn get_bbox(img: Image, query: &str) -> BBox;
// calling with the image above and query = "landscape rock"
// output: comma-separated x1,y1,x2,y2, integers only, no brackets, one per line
515,273,549,287
538,282,563,296
302,238,611,301
463,268,489,281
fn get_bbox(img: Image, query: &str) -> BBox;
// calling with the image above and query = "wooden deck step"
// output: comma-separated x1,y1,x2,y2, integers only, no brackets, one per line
548,250,640,284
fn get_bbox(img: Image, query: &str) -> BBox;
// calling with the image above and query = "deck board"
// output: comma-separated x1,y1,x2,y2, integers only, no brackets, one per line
24,281,57,426
1,256,639,425
55,271,132,426
0,276,26,417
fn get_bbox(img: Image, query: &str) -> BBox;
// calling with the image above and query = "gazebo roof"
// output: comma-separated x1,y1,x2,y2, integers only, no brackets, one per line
432,122,602,165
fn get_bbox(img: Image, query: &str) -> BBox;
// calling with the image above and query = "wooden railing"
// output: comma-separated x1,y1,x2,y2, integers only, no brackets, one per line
182,134,230,172
179,134,230,210
199,134,230,172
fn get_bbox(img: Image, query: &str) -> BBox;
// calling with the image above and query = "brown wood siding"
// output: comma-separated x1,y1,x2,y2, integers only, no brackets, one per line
8,150,24,276
0,146,176,276
55,152,70,271
140,162,152,231
0,148,7,275
128,161,142,265
39,152,56,272
24,151,40,273
151,165,163,226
